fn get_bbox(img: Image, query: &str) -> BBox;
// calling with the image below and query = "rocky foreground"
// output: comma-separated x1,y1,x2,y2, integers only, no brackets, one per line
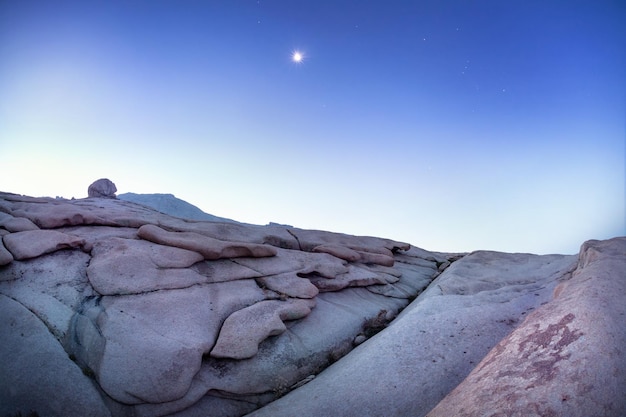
0,190,624,417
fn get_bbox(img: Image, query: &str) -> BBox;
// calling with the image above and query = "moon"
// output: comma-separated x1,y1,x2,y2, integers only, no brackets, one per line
292,51,304,63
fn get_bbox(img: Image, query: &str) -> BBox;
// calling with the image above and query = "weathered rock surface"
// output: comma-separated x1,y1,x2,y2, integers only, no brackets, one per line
3,229,85,260
0,293,111,417
247,250,579,417
0,238,13,265
0,190,623,417
210,299,316,359
88,178,117,198
118,192,238,223
138,223,278,260
0,211,39,232
425,237,626,417
0,191,437,417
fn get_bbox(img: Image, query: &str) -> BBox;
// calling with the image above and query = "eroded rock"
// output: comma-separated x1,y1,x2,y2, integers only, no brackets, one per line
256,272,319,299
74,280,268,405
247,251,578,417
0,294,111,417
87,237,205,295
0,238,13,265
0,211,39,232
210,299,316,359
0,191,621,417
425,237,626,417
138,224,278,260
3,229,85,260
88,178,117,198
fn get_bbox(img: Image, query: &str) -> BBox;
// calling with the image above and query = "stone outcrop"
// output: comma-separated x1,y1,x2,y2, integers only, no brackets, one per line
0,294,111,417
118,192,238,223
0,190,623,417
88,178,117,198
3,229,85,260
137,224,278,260
0,191,439,417
247,249,579,417
425,237,626,417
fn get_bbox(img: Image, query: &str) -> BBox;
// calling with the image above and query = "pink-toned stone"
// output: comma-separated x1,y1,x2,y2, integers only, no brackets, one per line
311,243,397,267
88,178,117,198
210,299,316,359
3,230,85,260
246,251,577,417
0,212,39,232
9,201,117,228
137,224,277,260
87,237,206,295
312,244,362,262
256,272,319,299
356,250,395,266
76,280,268,405
425,237,626,417
309,265,398,292
288,227,410,254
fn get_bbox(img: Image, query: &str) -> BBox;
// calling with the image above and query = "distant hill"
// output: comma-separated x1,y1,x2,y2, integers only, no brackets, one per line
117,192,237,223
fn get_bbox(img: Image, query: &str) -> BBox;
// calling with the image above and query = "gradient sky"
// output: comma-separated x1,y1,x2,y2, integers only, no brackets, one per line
1,1,624,254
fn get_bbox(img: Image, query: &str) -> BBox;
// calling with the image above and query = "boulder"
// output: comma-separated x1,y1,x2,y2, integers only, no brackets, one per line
88,178,117,198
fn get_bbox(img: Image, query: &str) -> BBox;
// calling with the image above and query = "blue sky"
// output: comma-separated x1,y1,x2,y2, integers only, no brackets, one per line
1,0,624,254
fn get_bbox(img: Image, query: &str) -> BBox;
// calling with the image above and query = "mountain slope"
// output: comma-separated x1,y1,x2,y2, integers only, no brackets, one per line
117,192,237,223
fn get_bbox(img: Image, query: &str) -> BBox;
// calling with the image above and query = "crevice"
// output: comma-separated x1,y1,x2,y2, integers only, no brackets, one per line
230,259,264,276
286,229,303,251
2,292,63,344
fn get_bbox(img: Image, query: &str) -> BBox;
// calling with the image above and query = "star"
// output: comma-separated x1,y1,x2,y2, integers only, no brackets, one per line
292,50,304,63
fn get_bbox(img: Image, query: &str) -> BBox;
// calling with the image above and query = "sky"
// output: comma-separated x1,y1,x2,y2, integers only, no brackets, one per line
1,0,624,254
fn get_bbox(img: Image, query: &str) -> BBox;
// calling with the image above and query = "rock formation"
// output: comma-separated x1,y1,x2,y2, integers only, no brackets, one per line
117,192,237,223
87,178,117,198
0,190,623,417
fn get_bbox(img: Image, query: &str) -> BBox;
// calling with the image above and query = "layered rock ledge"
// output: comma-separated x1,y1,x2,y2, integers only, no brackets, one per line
0,191,623,417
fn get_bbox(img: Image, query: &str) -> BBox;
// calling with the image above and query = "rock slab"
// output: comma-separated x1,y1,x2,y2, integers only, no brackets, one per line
1,191,623,417
426,237,626,417
0,191,435,417
247,250,579,417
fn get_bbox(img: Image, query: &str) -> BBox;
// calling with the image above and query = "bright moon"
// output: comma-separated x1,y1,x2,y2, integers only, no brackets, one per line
292,51,303,63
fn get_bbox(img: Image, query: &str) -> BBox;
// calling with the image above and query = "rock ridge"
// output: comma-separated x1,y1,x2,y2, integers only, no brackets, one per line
0,191,440,416
0,191,623,417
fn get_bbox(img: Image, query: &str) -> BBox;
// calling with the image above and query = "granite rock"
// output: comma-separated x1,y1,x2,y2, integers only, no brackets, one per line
0,294,111,417
0,190,623,417
426,237,626,417
247,250,578,417
0,191,435,417
3,229,85,260
0,238,13,265
88,178,117,198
